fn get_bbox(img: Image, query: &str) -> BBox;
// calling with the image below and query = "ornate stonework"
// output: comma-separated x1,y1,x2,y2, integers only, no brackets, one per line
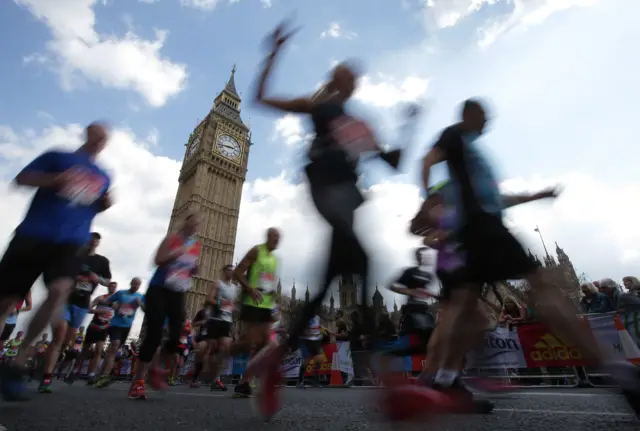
168,66,251,318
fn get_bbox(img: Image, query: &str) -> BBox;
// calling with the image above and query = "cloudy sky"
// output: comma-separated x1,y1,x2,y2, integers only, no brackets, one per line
1,0,637,335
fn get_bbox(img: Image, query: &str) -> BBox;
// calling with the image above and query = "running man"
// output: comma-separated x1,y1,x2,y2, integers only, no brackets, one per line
189,302,216,388
418,99,640,416
128,212,201,400
229,228,280,399
3,332,24,364
383,247,438,368
41,231,111,392
71,281,118,385
205,265,237,391
169,320,194,386
95,278,144,388
0,122,112,401
29,334,49,382
297,310,323,389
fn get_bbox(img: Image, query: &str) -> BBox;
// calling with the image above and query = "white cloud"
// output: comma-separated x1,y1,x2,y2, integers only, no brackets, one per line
260,0,272,7
180,0,219,10
272,114,311,147
320,22,358,40
16,0,187,107
138,0,159,3
355,75,430,108
425,0,600,47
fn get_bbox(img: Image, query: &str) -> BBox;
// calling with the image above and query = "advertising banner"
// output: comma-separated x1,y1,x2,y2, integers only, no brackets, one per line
281,351,303,379
336,342,354,376
304,343,338,376
466,326,527,369
518,323,587,368
587,313,626,362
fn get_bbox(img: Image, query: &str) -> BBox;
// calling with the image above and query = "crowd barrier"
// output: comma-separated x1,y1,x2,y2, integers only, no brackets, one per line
28,311,640,387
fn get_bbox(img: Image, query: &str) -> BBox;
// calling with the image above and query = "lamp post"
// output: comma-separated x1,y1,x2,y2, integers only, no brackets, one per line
534,225,551,260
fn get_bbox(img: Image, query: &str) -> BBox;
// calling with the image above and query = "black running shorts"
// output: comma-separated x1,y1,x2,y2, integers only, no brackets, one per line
448,212,536,290
84,326,108,345
108,326,131,345
239,305,272,323
0,234,84,299
208,320,232,339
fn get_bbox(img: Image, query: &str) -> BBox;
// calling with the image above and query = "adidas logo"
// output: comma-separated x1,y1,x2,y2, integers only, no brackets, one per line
530,332,582,361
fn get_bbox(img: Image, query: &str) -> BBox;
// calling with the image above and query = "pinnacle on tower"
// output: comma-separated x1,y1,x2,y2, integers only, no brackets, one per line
224,64,240,98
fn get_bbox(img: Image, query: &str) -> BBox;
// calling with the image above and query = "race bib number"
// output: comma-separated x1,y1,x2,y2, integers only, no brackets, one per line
220,300,233,321
75,281,93,292
330,117,377,158
119,305,135,317
166,272,192,292
99,309,115,322
179,336,187,345
259,273,275,292
58,167,106,207
165,256,194,293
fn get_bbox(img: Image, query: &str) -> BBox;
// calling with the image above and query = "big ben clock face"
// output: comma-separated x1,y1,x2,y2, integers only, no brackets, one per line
187,135,200,158
216,135,241,160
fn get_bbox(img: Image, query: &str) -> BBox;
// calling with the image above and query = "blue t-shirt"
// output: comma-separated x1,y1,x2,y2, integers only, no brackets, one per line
434,125,503,228
107,290,145,328
16,150,110,244
6,312,18,325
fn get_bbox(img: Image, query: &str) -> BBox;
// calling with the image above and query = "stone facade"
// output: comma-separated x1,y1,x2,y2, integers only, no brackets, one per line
169,66,252,318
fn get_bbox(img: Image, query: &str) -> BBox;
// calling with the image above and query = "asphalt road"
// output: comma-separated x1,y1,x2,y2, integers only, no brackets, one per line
0,382,637,431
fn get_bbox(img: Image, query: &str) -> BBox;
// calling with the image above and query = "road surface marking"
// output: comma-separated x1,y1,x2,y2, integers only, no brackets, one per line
494,408,632,417
499,391,619,398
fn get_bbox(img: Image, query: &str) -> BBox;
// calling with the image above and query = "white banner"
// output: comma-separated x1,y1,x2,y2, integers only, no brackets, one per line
466,326,527,369
280,350,303,379
336,342,354,376
587,313,627,361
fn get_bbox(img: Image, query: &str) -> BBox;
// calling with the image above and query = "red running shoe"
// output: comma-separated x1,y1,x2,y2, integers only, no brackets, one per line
149,368,168,391
128,380,147,400
255,366,282,422
382,385,456,422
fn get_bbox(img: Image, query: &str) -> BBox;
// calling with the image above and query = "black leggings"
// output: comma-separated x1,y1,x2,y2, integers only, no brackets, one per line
286,180,375,349
138,285,186,362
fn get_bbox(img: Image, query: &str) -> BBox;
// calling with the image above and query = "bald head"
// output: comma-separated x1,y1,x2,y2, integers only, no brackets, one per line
84,122,109,157
266,227,280,251
130,277,142,293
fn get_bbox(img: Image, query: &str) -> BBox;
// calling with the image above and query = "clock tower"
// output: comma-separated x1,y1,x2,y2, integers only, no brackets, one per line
169,65,251,317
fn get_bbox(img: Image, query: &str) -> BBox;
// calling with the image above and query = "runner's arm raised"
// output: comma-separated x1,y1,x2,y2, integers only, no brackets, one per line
254,32,313,114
